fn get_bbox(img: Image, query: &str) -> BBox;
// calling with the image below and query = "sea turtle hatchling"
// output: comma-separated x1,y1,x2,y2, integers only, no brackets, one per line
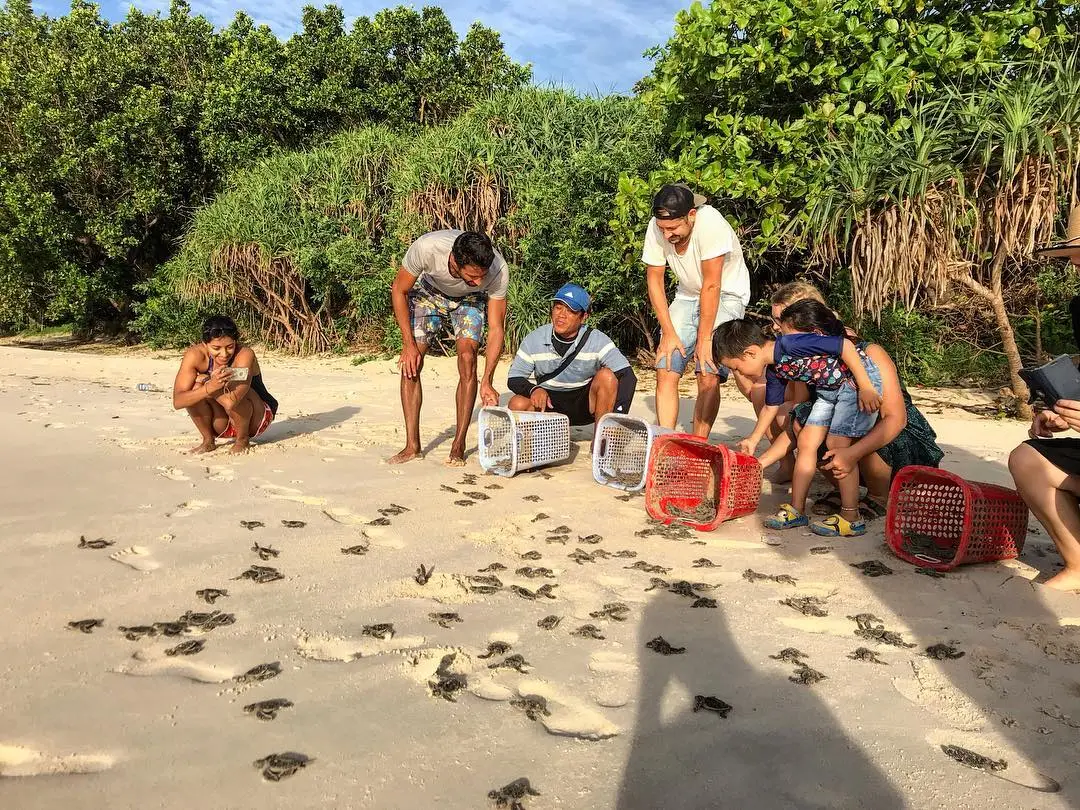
530,512,549,522
152,621,189,637
368,517,392,526
340,544,369,555
613,550,637,559
537,615,562,630
232,565,284,584
779,596,829,617
379,503,411,516
510,695,550,721
625,561,671,575
925,643,965,660
567,549,596,565
488,777,541,810
523,496,543,503
464,491,490,501
646,636,686,655
78,536,114,550
253,751,312,781
769,647,807,664
180,610,235,630
515,567,554,579
414,563,434,585
477,641,513,659
850,560,894,578
667,581,700,598
519,550,543,561
165,639,205,656
549,525,571,535
440,485,459,493
252,542,280,561
914,567,948,578
848,613,916,648
691,597,718,608
570,624,606,640
470,574,504,588
850,647,887,664
429,612,463,629
478,563,507,573
488,654,531,673
809,546,832,555
235,662,282,684
940,744,1007,773
195,588,228,605
644,577,670,592
67,619,104,634
485,483,503,490
454,500,475,507
281,520,306,529
692,558,717,568
789,664,827,685
545,534,570,544
240,520,264,531
118,625,158,641
589,602,631,622
244,698,294,721
693,695,733,717
361,623,395,640
429,674,468,702
578,534,603,545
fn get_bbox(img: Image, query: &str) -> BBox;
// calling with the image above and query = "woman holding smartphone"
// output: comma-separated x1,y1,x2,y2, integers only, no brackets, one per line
172,316,278,454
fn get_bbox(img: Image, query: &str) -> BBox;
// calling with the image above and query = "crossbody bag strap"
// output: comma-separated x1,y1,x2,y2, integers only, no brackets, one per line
535,327,594,386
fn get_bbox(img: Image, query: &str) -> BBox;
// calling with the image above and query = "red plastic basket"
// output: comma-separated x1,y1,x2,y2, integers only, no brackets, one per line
644,434,763,531
886,465,1029,571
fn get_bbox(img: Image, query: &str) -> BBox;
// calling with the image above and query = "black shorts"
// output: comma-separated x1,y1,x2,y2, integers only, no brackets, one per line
546,383,595,426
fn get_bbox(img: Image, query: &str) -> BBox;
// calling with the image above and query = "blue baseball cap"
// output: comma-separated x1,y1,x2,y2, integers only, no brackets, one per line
551,283,591,313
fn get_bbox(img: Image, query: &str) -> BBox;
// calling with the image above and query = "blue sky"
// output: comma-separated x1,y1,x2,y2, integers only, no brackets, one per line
33,1,688,93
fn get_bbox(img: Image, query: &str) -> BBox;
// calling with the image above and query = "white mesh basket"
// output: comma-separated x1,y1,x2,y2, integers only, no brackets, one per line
479,407,571,477
592,414,673,491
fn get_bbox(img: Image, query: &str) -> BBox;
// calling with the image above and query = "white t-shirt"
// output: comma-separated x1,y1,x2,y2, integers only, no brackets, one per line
641,205,751,306
403,229,509,299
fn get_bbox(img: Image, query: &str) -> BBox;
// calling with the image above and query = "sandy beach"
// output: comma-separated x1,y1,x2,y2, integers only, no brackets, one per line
1,343,1078,809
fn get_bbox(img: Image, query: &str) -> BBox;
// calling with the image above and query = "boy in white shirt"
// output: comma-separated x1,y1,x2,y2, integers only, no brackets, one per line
641,184,751,437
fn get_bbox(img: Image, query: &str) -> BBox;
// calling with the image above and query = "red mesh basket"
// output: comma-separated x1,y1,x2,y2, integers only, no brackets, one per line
644,434,763,531
886,465,1029,571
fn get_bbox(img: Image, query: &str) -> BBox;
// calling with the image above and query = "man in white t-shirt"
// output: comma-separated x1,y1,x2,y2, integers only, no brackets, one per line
388,230,508,466
642,184,751,437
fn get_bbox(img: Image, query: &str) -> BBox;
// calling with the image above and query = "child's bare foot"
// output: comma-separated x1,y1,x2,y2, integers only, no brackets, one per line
387,446,423,464
228,439,251,455
1044,567,1080,593
189,440,217,455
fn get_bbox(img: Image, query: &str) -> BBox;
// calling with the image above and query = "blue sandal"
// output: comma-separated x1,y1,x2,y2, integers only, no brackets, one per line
765,504,809,530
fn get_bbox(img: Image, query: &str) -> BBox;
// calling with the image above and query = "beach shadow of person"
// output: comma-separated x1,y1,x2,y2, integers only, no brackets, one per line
617,593,906,809
257,405,362,445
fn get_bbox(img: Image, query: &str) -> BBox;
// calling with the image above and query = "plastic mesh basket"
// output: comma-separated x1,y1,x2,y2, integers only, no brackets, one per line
886,465,1029,571
644,434,763,530
478,407,571,477
592,415,674,492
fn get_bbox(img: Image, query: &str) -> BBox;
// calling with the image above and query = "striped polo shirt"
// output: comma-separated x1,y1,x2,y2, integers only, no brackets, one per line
507,325,630,391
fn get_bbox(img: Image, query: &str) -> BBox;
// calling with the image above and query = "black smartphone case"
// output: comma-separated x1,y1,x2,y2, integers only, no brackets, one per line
1020,354,1080,407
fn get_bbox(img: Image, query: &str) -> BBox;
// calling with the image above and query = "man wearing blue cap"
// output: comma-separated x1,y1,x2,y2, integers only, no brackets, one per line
506,284,636,430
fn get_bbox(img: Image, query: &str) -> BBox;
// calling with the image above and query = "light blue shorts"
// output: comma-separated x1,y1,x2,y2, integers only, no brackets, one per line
803,361,884,438
656,294,746,378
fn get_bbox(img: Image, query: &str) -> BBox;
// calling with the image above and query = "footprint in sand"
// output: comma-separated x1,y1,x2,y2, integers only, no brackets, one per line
109,546,162,573
206,466,235,482
893,660,989,732
166,499,210,519
322,507,371,526
258,484,326,506
296,632,428,662
0,744,114,777
483,678,620,740
111,650,236,683
155,465,190,482
588,652,638,708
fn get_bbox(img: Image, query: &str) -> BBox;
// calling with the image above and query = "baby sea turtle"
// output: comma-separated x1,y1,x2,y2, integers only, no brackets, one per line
691,597,718,608
478,641,513,659
235,662,282,683
940,744,1007,773
78,536,114,549
152,621,189,637
537,615,562,630
361,623,395,640
692,558,717,568
780,596,829,617
485,483,503,490
252,542,280,561
488,777,541,810
529,513,549,525
914,567,948,578
510,695,550,721
578,534,603,545
571,624,606,640
165,639,205,656
925,643,966,660
471,574,504,588
520,550,543,561
478,562,507,572
511,584,556,601
848,613,916,648
240,520,264,531
464,491,490,501
625,561,671,574
523,496,543,503
769,647,807,664
488,654,531,673
644,577,670,592
613,549,637,559
196,588,228,604
414,563,434,585
440,484,459,493
454,500,475,507
809,546,832,555
790,664,827,685
232,565,284,584
254,751,311,782
515,566,555,579
743,569,797,585
180,610,235,630
850,560,894,577
549,525,571,535
429,673,467,702
244,698,294,721
545,534,570,544
849,647,887,665
668,580,700,598
568,549,596,565
368,517,392,526
379,503,411,516
429,612,462,629
341,543,369,555
589,602,631,622
693,695,733,717
281,520,306,529
118,625,158,641
460,474,478,485
646,636,686,655
67,618,104,634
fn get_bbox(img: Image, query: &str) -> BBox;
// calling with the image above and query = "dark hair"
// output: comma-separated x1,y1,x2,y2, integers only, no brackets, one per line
201,315,240,343
712,318,769,359
652,184,696,220
778,299,847,337
452,231,495,271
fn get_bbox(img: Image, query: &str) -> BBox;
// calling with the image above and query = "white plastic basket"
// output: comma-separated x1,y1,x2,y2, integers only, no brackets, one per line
479,407,571,477
592,414,673,491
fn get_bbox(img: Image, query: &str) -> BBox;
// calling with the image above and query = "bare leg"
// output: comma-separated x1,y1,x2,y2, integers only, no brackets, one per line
218,391,254,454
1009,444,1080,591
185,397,217,454
655,368,681,429
825,435,861,521
692,372,721,439
858,452,893,507
588,368,618,452
507,395,536,412
388,345,427,464
447,338,479,466
792,425,829,514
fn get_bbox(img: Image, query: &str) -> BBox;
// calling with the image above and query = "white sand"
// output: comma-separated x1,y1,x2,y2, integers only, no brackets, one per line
0,344,1078,809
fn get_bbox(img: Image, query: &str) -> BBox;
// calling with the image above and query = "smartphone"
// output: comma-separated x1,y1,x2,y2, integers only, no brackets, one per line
1019,355,1080,408
226,366,250,382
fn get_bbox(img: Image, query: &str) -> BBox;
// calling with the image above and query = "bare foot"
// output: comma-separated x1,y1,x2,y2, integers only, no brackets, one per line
387,446,423,464
228,439,251,455
189,440,217,455
1043,567,1080,593
444,444,466,467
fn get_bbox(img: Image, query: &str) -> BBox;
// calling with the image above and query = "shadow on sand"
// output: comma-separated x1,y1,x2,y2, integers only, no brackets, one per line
258,405,362,445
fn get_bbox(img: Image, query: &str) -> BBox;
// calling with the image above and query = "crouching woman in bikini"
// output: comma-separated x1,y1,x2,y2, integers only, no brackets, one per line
172,316,278,454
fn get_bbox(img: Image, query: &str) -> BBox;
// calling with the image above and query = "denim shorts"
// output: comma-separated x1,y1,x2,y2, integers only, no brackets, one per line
656,293,745,377
803,361,883,438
